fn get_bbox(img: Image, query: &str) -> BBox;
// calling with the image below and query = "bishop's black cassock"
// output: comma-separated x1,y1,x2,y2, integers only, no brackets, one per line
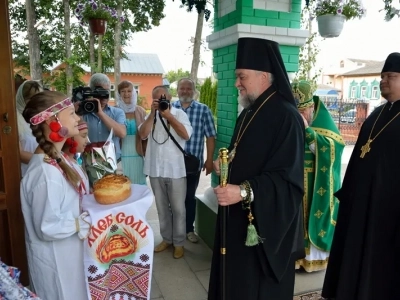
208,37,305,300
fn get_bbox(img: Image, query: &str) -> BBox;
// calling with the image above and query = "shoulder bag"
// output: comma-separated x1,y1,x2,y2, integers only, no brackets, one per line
158,113,200,175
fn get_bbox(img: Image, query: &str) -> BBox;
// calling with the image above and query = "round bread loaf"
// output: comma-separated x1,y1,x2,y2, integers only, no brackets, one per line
93,174,132,204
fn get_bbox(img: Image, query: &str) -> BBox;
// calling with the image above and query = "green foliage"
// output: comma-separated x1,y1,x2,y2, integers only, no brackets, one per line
71,24,124,72
9,0,165,79
172,0,211,20
294,3,321,92
75,1,118,22
165,69,190,85
137,95,145,107
200,77,212,107
314,0,365,21
210,81,217,116
199,77,217,116
169,87,178,97
382,0,400,21
46,65,86,93
10,0,67,72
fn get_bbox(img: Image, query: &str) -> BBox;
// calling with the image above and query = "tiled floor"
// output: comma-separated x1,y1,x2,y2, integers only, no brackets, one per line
147,200,326,300
146,145,355,299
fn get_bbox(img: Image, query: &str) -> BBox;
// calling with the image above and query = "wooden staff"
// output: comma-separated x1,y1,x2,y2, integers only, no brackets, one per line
218,148,229,300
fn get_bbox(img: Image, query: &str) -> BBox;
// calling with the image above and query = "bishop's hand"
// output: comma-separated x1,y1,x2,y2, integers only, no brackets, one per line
213,157,220,175
214,184,242,206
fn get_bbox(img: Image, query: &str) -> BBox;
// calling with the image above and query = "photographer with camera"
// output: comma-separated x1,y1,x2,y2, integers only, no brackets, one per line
172,78,216,244
75,73,126,181
139,85,192,259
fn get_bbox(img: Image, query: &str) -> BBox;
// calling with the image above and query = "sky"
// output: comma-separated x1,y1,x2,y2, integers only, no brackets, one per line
316,0,400,68
125,0,400,77
126,0,214,78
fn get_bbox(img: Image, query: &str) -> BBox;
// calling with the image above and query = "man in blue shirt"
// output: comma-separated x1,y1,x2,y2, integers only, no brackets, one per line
172,78,216,243
80,73,127,184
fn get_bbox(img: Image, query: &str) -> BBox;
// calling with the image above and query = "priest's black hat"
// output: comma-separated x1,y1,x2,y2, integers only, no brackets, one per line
236,37,295,106
382,52,400,73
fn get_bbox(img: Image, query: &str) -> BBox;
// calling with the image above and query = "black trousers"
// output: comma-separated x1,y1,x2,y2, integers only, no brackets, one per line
185,171,201,233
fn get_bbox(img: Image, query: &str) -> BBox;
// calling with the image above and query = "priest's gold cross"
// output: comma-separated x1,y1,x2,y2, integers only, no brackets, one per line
360,139,372,158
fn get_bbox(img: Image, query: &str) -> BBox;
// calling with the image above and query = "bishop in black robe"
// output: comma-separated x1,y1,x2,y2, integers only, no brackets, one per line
208,38,305,300
322,52,400,300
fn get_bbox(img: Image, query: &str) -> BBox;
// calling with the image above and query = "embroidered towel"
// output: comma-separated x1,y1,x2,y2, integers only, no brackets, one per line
82,184,154,300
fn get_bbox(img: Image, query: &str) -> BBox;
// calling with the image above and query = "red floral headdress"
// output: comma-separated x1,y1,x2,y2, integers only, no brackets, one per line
30,98,73,125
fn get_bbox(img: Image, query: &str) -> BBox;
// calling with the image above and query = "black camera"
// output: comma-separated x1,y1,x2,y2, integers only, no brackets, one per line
72,86,110,115
158,94,170,111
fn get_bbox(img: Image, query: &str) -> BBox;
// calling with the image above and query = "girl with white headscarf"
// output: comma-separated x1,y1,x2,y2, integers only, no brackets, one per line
16,80,43,176
116,81,147,184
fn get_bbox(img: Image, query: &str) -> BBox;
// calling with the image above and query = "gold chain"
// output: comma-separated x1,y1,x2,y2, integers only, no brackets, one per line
368,103,400,141
360,103,400,158
234,91,276,146
228,92,276,163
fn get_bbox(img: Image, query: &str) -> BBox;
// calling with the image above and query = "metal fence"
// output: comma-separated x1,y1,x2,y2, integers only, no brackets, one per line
320,98,369,145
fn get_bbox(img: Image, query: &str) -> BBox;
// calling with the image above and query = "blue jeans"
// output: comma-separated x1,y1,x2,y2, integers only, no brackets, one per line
185,171,201,233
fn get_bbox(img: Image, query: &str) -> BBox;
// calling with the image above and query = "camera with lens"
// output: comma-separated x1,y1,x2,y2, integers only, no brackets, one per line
158,94,170,111
72,86,110,115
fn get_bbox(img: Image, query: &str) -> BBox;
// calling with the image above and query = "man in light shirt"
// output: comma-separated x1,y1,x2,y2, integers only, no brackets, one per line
139,86,192,259
172,78,216,243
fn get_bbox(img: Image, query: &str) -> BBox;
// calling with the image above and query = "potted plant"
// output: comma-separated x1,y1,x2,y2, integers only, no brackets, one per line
74,0,120,35
382,0,400,21
314,0,365,38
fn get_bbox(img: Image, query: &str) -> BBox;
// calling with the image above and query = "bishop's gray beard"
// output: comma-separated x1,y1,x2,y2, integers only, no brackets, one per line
239,94,257,109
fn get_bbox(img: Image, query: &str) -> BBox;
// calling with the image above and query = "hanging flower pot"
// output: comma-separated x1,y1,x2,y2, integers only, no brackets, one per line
316,14,346,38
88,18,107,35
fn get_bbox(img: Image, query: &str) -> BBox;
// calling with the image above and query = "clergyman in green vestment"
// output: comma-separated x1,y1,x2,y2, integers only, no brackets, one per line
292,80,345,272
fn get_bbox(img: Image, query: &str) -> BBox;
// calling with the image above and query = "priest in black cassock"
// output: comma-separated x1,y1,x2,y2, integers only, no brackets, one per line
207,37,305,300
322,52,400,300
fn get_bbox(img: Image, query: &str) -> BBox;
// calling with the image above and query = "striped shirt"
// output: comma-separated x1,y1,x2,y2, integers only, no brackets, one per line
172,100,216,170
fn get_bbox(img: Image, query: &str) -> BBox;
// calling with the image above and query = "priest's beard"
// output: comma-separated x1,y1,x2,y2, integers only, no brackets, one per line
239,93,258,109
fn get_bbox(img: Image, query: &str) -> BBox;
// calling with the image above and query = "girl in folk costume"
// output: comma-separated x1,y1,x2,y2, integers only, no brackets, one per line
62,119,90,193
16,80,43,177
20,91,91,300
116,80,147,184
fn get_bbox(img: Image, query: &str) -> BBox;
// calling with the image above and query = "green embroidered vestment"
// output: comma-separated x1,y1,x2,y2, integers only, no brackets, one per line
303,97,345,252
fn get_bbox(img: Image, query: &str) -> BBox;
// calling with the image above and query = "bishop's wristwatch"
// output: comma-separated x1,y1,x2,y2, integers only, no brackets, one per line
239,184,248,201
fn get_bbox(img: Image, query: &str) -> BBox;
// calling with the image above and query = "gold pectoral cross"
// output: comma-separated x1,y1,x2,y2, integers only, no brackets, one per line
360,139,372,158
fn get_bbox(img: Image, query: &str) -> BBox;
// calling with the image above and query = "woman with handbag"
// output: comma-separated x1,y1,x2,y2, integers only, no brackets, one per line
116,81,147,184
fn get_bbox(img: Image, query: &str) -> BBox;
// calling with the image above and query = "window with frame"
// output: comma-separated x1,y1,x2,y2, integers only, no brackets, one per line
133,85,139,95
371,86,379,99
360,86,367,98
350,86,357,98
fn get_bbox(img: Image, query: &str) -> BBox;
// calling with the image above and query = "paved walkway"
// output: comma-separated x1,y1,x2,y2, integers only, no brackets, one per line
147,145,355,300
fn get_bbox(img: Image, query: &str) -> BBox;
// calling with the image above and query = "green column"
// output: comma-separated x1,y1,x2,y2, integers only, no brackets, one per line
208,0,309,186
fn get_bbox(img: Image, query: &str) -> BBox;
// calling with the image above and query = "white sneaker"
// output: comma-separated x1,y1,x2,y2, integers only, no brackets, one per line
187,232,199,243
